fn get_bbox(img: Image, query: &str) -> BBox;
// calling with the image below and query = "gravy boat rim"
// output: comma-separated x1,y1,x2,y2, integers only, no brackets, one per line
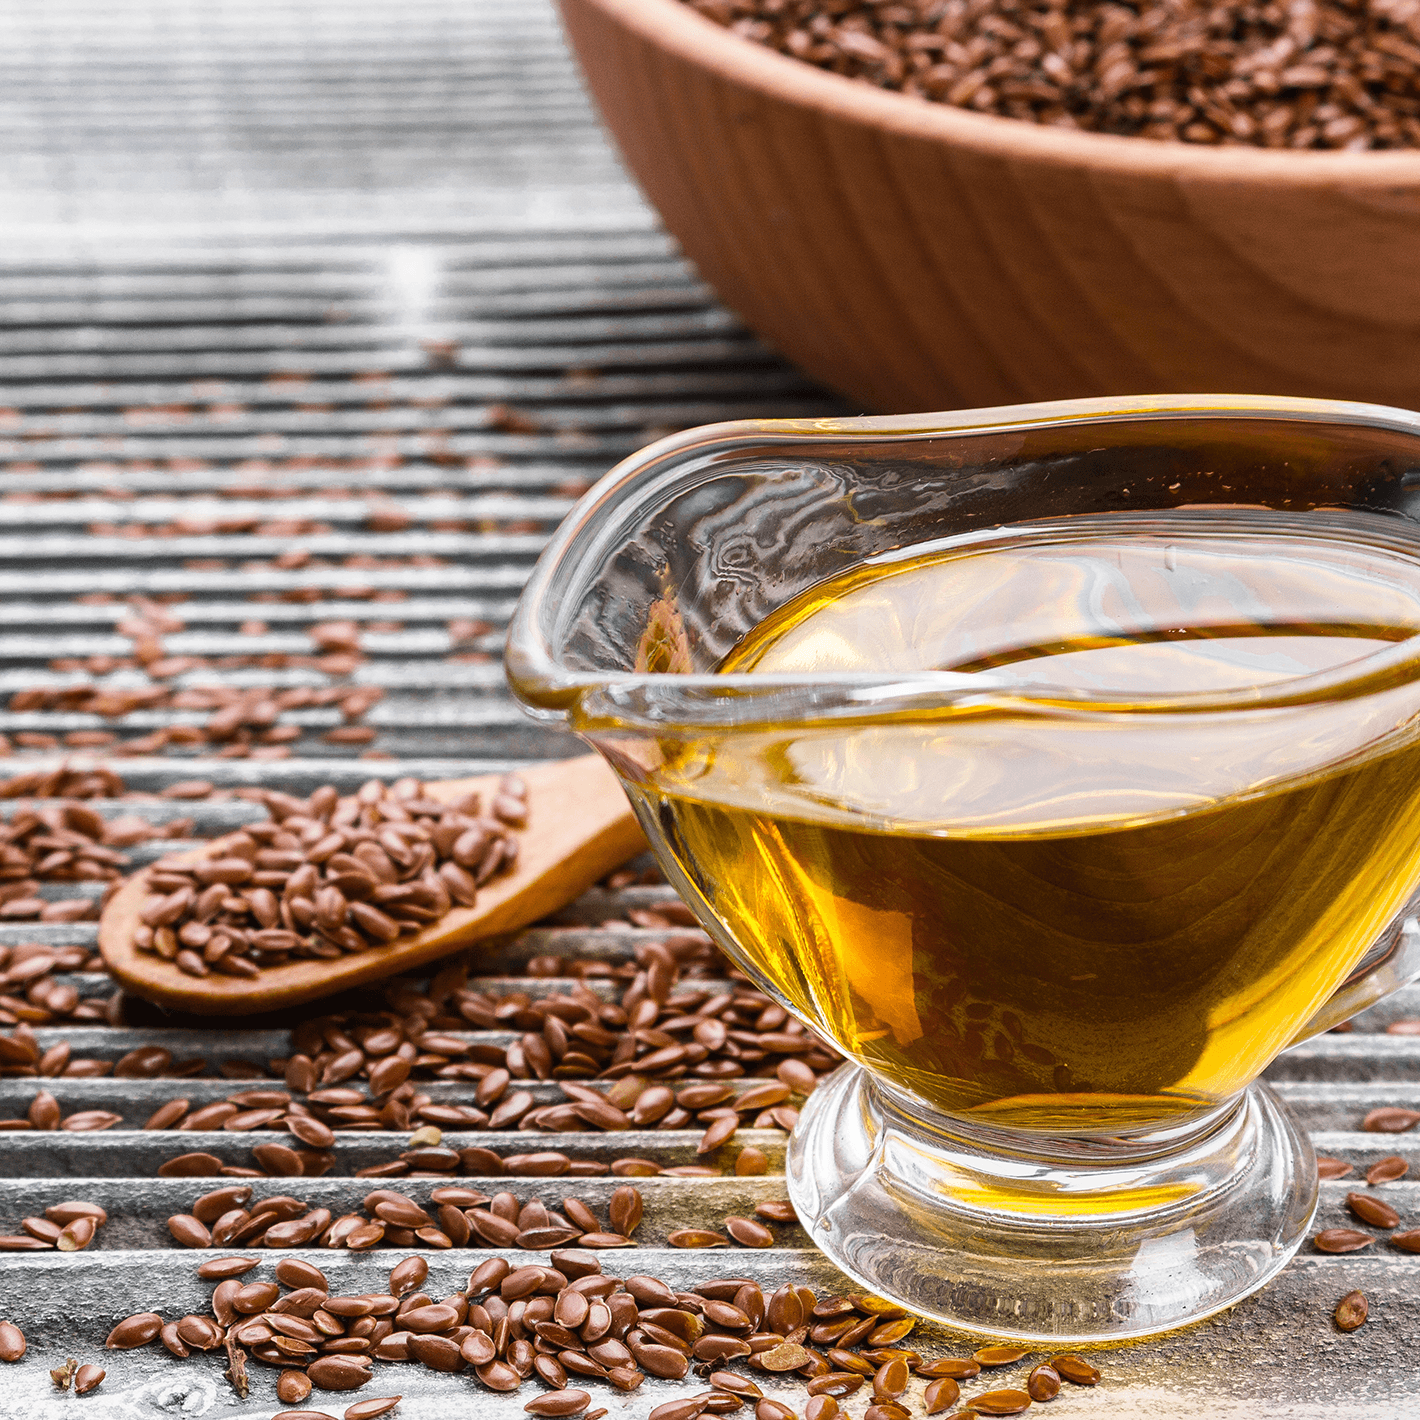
505,392,1420,732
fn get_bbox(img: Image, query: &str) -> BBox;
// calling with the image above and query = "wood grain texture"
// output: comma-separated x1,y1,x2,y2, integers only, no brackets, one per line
98,753,646,1015
559,0,1420,411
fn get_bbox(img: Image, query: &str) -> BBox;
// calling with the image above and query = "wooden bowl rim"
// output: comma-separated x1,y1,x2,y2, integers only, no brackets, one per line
575,0,1420,183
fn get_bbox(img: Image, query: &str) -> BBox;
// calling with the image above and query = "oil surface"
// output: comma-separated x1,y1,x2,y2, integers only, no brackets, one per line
638,512,1420,1130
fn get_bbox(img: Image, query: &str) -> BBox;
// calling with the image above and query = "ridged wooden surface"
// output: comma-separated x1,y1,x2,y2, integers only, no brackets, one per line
0,3,1416,1411
559,0,1420,413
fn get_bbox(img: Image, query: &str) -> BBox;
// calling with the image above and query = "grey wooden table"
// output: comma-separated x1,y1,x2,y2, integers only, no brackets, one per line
0,0,1410,1415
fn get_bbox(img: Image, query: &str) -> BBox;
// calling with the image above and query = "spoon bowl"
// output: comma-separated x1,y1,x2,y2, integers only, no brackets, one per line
99,754,644,1015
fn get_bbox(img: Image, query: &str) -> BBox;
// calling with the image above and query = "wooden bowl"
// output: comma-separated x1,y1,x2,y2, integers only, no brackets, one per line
559,0,1420,411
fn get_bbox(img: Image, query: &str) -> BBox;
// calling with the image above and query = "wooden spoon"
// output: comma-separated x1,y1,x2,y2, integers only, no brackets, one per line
99,754,646,1015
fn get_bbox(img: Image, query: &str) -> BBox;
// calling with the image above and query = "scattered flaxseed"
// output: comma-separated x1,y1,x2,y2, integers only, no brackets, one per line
1362,1107,1420,1133
1335,1289,1368,1332
0,1321,24,1361
1316,1155,1354,1180
1049,1354,1102,1386
1366,1155,1409,1185
1346,1192,1401,1229
74,1363,105,1394
1314,1227,1376,1253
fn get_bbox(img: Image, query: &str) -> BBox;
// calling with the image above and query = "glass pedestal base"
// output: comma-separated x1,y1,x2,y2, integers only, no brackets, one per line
786,1065,1316,1343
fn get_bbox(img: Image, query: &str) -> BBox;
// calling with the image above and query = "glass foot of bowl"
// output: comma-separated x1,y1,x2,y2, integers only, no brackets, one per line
786,1066,1317,1343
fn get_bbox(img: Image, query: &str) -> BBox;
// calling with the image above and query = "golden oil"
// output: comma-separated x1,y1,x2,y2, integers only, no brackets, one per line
632,512,1420,1131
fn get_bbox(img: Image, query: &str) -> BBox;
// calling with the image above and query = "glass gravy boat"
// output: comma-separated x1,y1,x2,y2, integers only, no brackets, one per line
506,394,1420,1341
